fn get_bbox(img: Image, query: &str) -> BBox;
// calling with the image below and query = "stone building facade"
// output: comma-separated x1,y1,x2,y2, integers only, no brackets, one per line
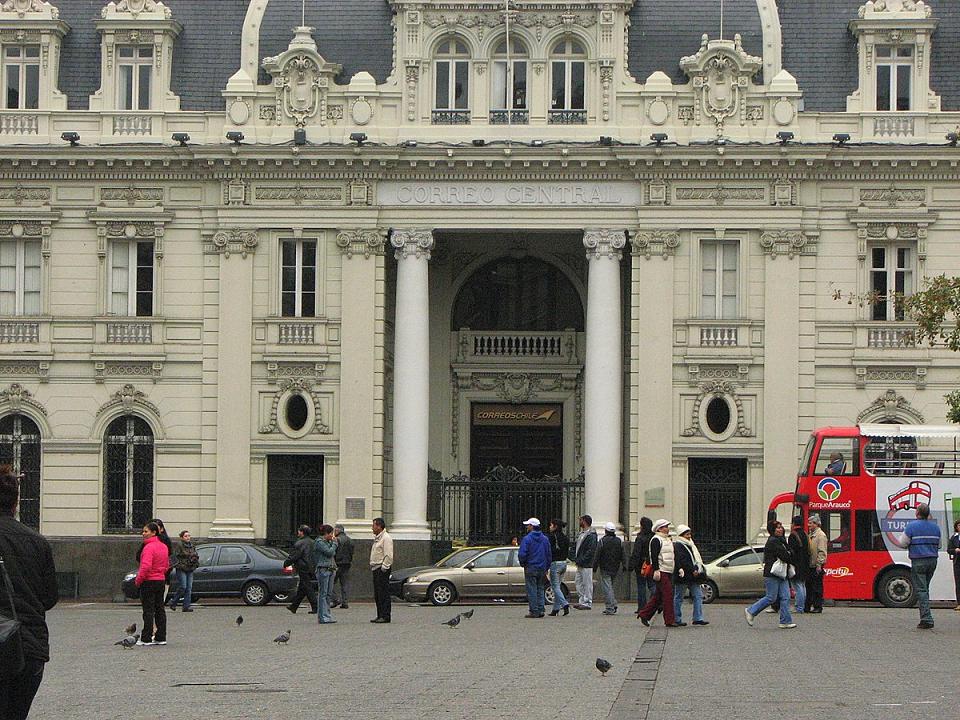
0,0,958,591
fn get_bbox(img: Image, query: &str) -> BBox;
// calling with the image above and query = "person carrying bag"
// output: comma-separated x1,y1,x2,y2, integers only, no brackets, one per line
0,553,25,677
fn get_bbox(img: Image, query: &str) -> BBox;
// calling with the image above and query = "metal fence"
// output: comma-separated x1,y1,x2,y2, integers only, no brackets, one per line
427,465,585,545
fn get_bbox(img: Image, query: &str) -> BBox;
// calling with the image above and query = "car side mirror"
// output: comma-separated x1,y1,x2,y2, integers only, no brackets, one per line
465,562,475,570
718,560,730,568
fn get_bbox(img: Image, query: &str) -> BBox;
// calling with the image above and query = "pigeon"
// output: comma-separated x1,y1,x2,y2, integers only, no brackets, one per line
124,623,137,635
115,633,139,649
596,658,612,677
274,629,291,645
442,615,461,628
460,609,474,620
236,615,243,628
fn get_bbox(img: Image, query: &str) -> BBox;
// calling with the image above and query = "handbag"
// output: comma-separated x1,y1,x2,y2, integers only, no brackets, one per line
770,559,789,579
640,561,653,579
0,553,26,677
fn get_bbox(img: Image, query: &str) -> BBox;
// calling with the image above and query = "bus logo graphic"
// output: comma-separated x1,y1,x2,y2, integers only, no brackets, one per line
887,481,932,511
817,477,842,502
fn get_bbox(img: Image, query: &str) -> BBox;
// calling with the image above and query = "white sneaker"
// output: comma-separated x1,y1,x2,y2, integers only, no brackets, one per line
135,640,155,646
744,608,754,627
764,607,776,614
154,641,167,646
778,623,797,629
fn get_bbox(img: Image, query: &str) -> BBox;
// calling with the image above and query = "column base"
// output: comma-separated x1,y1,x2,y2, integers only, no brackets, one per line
388,522,432,541
207,518,256,540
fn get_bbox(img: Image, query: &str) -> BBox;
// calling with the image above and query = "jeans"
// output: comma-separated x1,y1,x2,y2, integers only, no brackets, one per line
598,572,617,611
638,573,676,625
332,564,351,605
139,579,167,643
791,579,806,613
911,556,938,625
575,567,593,606
0,658,44,720
372,566,391,621
636,574,654,612
674,582,704,623
316,568,335,623
748,577,792,624
524,571,547,616
549,561,568,611
168,569,194,610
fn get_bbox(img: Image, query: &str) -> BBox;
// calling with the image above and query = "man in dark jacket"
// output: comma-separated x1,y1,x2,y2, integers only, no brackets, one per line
284,525,317,614
787,516,810,614
593,522,626,615
330,524,354,609
517,518,552,618
629,516,654,613
573,514,598,610
0,467,57,720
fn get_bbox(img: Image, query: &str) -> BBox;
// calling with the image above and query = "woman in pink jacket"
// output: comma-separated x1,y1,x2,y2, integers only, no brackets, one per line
135,521,170,646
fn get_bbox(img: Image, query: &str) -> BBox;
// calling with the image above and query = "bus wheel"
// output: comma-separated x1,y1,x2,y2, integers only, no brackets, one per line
877,567,916,608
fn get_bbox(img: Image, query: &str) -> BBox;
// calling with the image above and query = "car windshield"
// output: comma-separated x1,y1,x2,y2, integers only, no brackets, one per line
436,548,485,568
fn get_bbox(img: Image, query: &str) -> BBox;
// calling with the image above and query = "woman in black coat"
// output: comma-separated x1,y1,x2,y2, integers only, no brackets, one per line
744,521,796,628
629,516,654,613
547,519,570,616
948,519,960,610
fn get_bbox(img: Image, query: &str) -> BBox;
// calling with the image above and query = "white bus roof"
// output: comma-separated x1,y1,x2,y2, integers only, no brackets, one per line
859,424,960,439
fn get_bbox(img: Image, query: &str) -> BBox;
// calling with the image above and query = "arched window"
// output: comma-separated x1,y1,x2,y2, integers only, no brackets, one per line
0,414,41,529
103,415,154,533
451,256,584,331
433,39,470,124
491,38,528,124
549,38,586,124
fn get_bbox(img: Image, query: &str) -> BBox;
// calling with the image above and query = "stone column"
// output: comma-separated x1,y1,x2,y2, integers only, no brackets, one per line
583,229,626,530
208,229,258,539
389,229,434,540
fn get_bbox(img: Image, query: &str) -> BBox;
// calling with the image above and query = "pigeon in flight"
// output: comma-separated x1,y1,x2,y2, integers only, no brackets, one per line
115,634,139,649
236,615,243,628
460,609,474,620
274,629,291,645
124,623,137,635
442,615,461,628
595,658,612,677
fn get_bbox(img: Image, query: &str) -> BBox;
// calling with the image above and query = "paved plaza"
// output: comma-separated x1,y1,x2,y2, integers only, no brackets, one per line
31,601,960,720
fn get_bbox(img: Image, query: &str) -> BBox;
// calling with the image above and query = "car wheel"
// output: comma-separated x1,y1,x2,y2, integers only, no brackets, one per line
273,592,291,604
700,580,718,604
545,585,555,607
877,567,916,608
427,580,456,606
242,581,270,606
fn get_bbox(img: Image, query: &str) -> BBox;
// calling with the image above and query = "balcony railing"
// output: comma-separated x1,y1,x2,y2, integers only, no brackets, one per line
278,323,315,345
106,321,153,344
548,109,587,125
112,114,154,136
700,326,739,347
872,115,915,138
489,109,529,125
867,326,916,349
431,109,471,125
0,321,39,343
455,329,579,364
0,113,39,135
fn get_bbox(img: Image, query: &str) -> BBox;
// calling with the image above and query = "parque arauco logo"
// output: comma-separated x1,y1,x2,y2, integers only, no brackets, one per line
817,477,842,502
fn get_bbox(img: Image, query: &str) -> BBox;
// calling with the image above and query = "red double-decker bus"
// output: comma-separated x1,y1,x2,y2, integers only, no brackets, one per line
768,424,960,607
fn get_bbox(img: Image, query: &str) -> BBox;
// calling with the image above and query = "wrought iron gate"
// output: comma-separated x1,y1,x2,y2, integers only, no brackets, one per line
428,465,584,545
266,455,324,546
688,457,747,560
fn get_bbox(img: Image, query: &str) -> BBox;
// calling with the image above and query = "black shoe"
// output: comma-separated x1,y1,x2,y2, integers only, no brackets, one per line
563,605,570,616
692,620,708,625
918,622,934,629
340,604,349,609
287,606,297,614
549,609,560,616
182,608,193,613
674,622,688,626
330,602,341,609
371,618,390,623
639,616,650,627
168,605,176,612
809,608,823,614
308,610,317,614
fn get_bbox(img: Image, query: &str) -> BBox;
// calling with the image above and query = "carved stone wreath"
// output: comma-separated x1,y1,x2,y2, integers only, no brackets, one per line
259,378,330,435
681,381,752,438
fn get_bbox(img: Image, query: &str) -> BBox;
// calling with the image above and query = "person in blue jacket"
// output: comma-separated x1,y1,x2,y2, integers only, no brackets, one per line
898,503,941,629
518,517,553,618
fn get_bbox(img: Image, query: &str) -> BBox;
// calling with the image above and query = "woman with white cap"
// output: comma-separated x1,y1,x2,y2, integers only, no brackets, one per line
672,524,708,626
637,519,679,627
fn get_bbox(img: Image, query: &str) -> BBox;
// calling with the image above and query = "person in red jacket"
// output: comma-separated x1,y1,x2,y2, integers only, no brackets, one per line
135,521,170,646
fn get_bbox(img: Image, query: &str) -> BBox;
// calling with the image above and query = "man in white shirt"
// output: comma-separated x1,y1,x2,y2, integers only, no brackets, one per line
370,517,393,624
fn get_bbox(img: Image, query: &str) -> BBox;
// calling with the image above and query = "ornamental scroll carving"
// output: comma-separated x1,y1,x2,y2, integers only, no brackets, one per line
681,381,752,438
97,383,159,418
263,27,342,128
391,229,434,260
856,389,925,424
0,0,57,18
859,0,932,18
759,230,808,259
103,0,171,20
631,230,679,260
0,383,46,416
583,229,626,260
212,229,257,258
336,229,386,259
259,378,330,435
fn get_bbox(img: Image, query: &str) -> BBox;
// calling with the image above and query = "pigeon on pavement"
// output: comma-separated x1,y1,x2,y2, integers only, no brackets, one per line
460,609,474,620
236,615,243,628
274,629,291,645
124,623,137,635
115,634,139,649
442,615,461,628
595,658,612,677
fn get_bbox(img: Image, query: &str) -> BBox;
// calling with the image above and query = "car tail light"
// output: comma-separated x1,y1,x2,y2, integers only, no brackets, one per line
281,565,294,574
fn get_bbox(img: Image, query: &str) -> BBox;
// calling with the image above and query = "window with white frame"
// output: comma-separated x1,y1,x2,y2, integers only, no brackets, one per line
700,240,739,319
117,46,153,111
3,45,40,110
434,39,470,112
875,46,912,111
0,238,41,316
109,240,154,316
491,39,527,113
550,39,586,118
280,238,317,318
869,244,913,321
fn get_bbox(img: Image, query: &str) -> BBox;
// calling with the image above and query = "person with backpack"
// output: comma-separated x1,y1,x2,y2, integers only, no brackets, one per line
629,516,655,614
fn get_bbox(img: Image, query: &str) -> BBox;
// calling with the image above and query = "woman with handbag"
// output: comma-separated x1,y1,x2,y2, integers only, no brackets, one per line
673,525,708,626
135,521,170,646
637,519,679,627
629,516,655,614
744,520,796,629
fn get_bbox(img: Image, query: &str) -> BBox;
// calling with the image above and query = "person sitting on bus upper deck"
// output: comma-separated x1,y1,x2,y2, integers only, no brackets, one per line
825,452,846,476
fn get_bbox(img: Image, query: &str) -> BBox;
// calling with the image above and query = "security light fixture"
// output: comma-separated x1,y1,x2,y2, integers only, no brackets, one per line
776,131,794,145
472,139,486,147
599,135,613,146
530,139,544,147
349,132,367,146
832,133,850,146
947,132,959,147
172,132,190,146
61,131,80,146
650,133,668,146
226,131,244,145
402,140,418,148
294,128,307,146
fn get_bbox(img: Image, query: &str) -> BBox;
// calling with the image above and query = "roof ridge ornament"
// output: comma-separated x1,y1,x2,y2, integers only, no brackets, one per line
859,0,932,19
103,0,172,20
0,0,58,19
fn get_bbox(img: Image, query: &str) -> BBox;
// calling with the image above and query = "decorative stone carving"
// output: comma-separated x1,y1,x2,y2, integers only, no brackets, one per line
223,179,248,206
0,383,46,416
759,230,808,258
858,0,932,19
97,383,159,418
681,381,752,438
336,229,386,259
266,361,326,385
262,27,342,128
631,230,679,260
856,388,925,424
679,34,762,137
254,185,343,204
100,186,163,205
0,185,50,206
646,97,669,126
211,229,257,258
259,378,330,435
860,187,925,205
675,186,765,204
583,229,625,260
103,0,171,20
0,0,57,18
391,229,434,260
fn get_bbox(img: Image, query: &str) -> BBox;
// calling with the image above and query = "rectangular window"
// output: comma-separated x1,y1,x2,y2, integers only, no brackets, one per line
870,244,913,321
855,510,887,552
109,241,154,316
280,239,317,318
117,46,153,111
700,240,739,319
3,45,40,110
551,61,586,111
0,239,41,315
813,437,859,476
492,60,527,110
434,60,469,111
875,45,912,111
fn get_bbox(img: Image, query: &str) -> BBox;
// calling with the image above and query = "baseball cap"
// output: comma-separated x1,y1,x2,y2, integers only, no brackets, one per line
523,517,540,527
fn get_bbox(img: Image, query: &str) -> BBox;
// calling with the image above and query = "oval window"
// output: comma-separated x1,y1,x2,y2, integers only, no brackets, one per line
705,397,731,436
285,394,309,432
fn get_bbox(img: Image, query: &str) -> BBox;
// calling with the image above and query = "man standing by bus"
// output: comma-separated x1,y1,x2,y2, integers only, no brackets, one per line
898,503,941,629
806,514,827,613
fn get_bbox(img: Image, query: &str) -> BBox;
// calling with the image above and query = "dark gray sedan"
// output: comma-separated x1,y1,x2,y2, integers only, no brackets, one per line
122,542,298,606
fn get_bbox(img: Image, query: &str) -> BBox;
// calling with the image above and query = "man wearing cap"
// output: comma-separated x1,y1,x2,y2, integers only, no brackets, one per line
805,514,827,613
637,519,678,627
518,518,552,618
573,514,598,610
593,522,626,614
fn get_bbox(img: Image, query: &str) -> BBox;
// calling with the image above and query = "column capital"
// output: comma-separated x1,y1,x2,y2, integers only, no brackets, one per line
391,229,434,260
631,229,680,260
583,229,626,261
210,228,258,259
759,230,811,259
337,228,387,259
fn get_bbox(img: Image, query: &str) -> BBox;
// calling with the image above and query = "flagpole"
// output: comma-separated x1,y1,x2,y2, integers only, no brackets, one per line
719,0,724,40
505,0,512,130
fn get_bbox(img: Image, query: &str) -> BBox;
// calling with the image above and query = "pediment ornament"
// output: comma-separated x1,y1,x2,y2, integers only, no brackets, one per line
103,0,170,19
0,0,57,18
859,0,932,18
856,389,925,424
97,383,159,418
263,27,342,128
0,383,46,416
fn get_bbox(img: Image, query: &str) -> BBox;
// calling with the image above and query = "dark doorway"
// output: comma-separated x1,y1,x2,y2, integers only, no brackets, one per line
266,455,323,546
470,403,563,478
688,457,747,560
0,414,41,530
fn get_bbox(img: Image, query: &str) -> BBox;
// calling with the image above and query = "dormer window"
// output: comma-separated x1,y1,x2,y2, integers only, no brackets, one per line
549,39,586,124
875,45,911,111
3,45,39,109
490,38,527,124
0,1,68,115
432,38,470,124
117,45,152,110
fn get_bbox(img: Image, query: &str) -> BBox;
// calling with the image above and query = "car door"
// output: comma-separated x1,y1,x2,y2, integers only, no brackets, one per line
721,547,764,595
460,548,513,597
190,545,218,595
212,545,253,595
505,549,527,597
